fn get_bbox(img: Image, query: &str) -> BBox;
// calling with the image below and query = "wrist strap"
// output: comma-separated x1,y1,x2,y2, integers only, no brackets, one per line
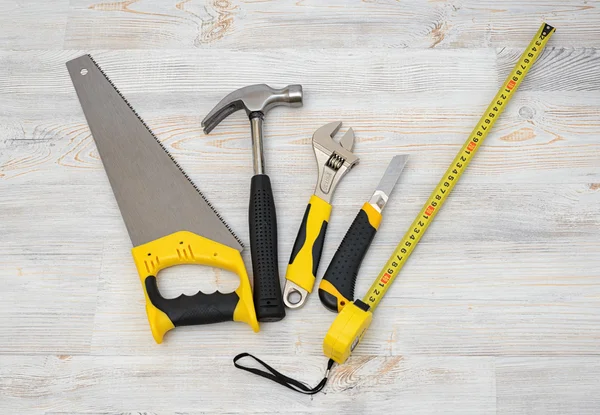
233,353,335,395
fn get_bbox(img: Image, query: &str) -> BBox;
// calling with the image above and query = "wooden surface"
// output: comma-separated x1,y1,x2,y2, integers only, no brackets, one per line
1,1,599,414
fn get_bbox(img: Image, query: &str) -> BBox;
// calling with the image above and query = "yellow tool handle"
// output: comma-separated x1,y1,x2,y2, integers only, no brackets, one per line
286,195,332,293
131,231,259,343
324,23,556,364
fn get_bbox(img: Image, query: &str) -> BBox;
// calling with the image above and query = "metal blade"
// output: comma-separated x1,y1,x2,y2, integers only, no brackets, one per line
376,154,409,198
66,55,243,250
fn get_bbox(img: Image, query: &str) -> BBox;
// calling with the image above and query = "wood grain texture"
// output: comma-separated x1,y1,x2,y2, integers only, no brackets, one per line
0,355,496,414
496,358,600,414
0,1,69,49
1,1,600,413
61,0,600,49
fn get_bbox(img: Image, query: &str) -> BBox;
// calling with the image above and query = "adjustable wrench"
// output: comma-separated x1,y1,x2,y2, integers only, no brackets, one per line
283,121,359,309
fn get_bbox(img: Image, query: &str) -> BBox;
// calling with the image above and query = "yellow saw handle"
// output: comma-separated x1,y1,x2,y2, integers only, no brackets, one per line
286,195,332,294
131,231,259,343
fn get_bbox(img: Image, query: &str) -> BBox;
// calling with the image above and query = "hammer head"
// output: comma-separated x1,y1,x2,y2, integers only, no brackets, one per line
202,84,303,134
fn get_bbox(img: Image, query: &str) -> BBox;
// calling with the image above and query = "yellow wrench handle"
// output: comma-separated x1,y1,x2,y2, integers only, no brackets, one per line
131,231,259,343
286,195,332,293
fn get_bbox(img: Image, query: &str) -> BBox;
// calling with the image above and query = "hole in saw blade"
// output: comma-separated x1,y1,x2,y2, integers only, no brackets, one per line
157,264,239,297
80,68,88,76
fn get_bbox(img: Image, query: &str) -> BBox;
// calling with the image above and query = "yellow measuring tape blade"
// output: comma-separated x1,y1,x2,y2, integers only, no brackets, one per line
363,23,555,310
324,23,555,364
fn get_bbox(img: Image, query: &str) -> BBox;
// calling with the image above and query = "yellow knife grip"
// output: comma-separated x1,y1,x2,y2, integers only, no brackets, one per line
286,195,332,293
131,231,259,343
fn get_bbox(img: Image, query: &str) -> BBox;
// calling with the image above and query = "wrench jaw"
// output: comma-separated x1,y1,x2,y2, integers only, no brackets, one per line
339,128,355,152
283,280,310,309
312,122,360,204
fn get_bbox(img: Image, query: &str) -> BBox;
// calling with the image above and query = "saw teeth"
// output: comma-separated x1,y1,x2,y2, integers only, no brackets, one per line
86,55,244,248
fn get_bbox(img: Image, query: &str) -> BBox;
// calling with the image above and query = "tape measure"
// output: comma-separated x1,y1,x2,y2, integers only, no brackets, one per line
323,22,556,364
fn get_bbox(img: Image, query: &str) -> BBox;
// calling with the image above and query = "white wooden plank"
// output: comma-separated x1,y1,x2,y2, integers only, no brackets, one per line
0,355,496,414
496,357,600,414
0,243,99,354
1,49,500,94
498,47,600,91
3,180,599,247
2,103,599,186
0,1,69,49
6,48,598,96
1,49,598,187
61,0,600,49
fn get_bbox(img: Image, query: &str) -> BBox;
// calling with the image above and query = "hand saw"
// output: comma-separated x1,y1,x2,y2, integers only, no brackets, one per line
67,55,259,343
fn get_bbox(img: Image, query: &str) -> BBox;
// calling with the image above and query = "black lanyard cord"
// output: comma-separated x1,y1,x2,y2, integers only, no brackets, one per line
233,353,335,395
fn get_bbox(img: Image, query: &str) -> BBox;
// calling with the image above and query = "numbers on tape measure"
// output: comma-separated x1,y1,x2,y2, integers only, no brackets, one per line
362,25,553,309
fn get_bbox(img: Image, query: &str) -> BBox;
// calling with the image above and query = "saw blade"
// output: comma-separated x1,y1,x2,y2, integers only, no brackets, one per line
67,55,243,250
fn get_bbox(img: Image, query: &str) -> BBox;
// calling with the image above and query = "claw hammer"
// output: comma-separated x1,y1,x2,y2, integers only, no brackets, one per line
202,84,303,322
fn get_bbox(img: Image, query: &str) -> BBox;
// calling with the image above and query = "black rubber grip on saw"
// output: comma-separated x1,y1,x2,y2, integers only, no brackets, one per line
145,276,238,325
319,208,378,312
249,174,286,322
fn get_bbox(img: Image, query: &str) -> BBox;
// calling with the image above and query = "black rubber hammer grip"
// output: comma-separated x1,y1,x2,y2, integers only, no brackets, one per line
249,174,286,321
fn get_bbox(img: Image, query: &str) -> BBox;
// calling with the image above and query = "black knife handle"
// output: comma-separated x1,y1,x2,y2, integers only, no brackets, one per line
318,204,381,312
249,174,286,322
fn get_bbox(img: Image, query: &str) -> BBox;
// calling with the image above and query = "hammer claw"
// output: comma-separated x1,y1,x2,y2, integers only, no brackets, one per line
202,84,303,134
201,102,242,134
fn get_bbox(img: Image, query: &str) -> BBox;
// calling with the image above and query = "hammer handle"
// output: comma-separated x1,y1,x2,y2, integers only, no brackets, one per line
249,174,286,322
